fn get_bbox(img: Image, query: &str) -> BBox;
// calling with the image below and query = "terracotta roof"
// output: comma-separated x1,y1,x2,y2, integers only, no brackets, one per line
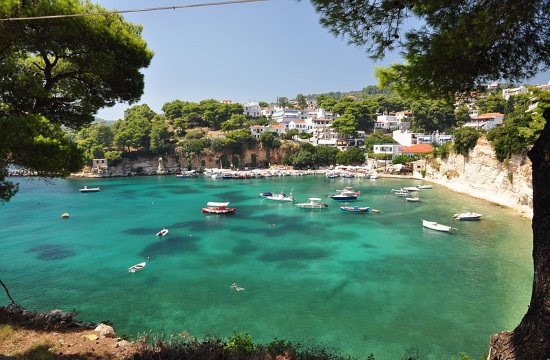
474,112,504,119
401,144,434,153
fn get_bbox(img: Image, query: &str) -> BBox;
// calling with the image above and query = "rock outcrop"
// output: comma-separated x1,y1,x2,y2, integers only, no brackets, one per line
424,137,533,218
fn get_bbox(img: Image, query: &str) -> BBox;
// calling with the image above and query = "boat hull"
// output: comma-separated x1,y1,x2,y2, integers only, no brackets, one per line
339,206,369,213
422,219,453,232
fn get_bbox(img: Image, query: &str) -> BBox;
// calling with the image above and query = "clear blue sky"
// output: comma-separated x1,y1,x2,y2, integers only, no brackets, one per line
94,0,550,121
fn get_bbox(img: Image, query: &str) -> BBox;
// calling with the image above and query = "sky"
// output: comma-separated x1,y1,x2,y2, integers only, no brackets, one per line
93,0,550,121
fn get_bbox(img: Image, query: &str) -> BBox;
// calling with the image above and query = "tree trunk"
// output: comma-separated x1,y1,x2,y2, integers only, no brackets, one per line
488,109,550,359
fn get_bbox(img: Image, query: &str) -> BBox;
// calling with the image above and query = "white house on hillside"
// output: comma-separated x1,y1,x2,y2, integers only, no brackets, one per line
242,101,261,118
463,112,504,130
374,112,411,131
392,130,453,146
502,86,528,100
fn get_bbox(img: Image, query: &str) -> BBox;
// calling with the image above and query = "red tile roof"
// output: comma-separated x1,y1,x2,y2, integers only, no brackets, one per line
401,144,434,153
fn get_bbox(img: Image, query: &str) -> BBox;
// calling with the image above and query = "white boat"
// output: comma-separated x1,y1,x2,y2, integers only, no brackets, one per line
402,187,419,192
405,197,421,202
330,191,358,201
156,228,169,236
453,212,482,220
336,186,361,195
128,262,146,273
79,186,100,192
176,170,198,178
201,201,236,214
265,189,294,202
339,205,370,213
295,198,328,209
422,219,455,232
417,184,433,189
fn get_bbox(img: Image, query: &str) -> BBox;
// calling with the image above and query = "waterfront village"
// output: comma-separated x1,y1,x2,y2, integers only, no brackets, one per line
82,82,548,178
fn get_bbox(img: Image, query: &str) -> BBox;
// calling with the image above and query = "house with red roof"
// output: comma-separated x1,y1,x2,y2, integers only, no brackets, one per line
401,144,435,156
463,113,504,130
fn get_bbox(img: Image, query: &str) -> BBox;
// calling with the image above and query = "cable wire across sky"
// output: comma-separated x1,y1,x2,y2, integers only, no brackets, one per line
0,0,266,21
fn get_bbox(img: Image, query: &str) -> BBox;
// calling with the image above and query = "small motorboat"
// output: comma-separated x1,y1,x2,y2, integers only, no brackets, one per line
176,170,198,178
453,212,482,220
339,205,370,213
265,189,294,202
61,213,70,218
422,219,456,232
417,184,433,189
405,197,421,202
336,186,361,195
79,186,100,192
128,262,146,273
329,191,358,201
402,187,419,192
156,228,169,236
295,198,328,209
201,201,236,214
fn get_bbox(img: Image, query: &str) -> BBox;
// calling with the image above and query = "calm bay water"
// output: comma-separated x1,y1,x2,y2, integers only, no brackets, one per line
0,174,533,359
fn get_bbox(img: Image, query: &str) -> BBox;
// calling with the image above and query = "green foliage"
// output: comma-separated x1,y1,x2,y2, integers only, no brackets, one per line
476,94,509,115
453,128,481,156
433,142,452,160
392,154,415,165
224,332,256,355
331,113,358,138
336,147,365,165
312,1,550,99
260,132,282,150
364,132,397,151
486,125,527,162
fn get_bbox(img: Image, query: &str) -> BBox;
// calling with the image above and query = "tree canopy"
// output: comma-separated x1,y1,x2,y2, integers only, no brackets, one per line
0,0,153,202
309,0,550,98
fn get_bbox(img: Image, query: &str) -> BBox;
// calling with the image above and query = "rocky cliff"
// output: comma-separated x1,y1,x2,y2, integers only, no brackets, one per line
424,137,533,218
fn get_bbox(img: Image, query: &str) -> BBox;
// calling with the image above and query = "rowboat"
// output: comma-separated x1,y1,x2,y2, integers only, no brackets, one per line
156,228,169,236
128,262,146,273
339,205,370,213
201,201,236,214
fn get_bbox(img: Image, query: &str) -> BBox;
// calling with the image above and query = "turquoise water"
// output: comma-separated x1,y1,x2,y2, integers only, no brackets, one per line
0,175,533,359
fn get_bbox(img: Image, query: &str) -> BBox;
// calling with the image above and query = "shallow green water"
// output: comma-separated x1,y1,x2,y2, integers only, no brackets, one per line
0,175,533,359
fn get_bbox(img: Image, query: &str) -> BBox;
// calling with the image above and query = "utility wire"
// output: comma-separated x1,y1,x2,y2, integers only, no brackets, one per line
1,0,266,21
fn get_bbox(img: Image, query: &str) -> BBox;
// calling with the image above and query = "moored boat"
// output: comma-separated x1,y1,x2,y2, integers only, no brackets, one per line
339,205,369,213
422,219,455,232
128,262,146,273
453,212,482,220
265,189,294,202
417,184,433,189
405,197,421,202
79,186,100,193
295,198,328,209
336,186,361,195
156,228,169,236
201,201,236,214
329,191,358,201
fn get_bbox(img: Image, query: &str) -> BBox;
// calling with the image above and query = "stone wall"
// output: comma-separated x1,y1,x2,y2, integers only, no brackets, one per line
424,137,533,217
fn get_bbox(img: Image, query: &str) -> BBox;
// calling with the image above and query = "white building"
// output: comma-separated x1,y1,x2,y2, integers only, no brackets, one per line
242,101,261,118
502,86,528,100
392,130,453,146
463,112,504,130
374,112,411,131
372,143,401,157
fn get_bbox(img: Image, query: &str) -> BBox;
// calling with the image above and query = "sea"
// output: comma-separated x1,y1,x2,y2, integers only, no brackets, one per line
0,174,533,360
